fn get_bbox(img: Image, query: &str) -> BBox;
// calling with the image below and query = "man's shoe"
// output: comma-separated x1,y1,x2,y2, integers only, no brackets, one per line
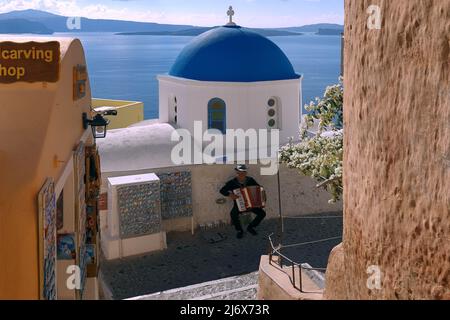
247,226,258,236
237,231,244,239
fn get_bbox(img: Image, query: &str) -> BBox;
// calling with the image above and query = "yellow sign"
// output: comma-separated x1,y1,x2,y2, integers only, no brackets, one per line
0,41,60,83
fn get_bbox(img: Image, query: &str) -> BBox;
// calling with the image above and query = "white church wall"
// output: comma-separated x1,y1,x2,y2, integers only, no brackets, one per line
244,80,302,143
158,76,302,144
158,78,182,124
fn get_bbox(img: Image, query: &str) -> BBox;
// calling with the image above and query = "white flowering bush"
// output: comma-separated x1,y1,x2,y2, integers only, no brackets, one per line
303,80,343,133
280,79,343,203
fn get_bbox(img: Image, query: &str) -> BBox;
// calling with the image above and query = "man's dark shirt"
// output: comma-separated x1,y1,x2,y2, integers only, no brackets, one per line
220,177,260,207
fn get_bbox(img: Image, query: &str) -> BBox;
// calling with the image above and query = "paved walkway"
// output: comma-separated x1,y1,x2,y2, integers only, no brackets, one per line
100,212,343,299
129,272,260,300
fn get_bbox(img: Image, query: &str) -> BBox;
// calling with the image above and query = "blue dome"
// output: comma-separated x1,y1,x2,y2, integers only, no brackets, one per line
169,26,300,82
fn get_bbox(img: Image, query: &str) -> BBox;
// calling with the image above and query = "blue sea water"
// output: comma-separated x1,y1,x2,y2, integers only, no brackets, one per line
56,32,341,119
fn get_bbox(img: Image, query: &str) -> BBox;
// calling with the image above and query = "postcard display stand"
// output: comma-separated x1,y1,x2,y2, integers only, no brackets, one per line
158,171,194,233
159,171,193,221
102,173,167,260
38,178,57,300
55,143,101,300
74,142,88,299
84,145,101,300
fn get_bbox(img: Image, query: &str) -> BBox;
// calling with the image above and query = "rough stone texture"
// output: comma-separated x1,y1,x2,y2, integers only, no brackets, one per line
325,0,450,300
323,244,347,299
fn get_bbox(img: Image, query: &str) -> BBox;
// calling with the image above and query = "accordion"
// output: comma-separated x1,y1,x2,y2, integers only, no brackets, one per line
233,186,267,212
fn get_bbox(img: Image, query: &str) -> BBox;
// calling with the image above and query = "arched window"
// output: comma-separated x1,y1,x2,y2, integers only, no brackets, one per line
208,98,226,134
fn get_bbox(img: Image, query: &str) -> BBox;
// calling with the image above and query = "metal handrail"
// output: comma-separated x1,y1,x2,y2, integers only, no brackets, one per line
281,236,342,249
267,233,338,292
282,215,342,219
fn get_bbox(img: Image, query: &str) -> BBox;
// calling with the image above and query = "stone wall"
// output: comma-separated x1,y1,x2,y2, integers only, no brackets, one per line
325,0,450,299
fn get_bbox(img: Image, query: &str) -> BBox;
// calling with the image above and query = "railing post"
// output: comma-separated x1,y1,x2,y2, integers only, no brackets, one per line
292,264,296,290
298,264,303,292
268,242,272,265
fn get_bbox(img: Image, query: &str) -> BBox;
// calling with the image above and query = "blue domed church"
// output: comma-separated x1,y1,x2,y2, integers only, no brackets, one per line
158,7,302,144
96,9,341,263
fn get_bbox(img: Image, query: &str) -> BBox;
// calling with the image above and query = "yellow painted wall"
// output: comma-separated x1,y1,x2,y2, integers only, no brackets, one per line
92,99,144,130
0,38,93,299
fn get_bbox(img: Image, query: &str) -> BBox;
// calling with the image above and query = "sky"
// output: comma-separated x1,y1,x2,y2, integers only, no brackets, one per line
0,0,344,28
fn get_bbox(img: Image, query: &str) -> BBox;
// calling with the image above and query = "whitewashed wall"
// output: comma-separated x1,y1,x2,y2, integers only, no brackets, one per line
158,75,302,145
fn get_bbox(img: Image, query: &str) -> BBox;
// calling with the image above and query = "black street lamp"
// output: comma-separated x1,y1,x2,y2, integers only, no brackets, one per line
82,112,110,139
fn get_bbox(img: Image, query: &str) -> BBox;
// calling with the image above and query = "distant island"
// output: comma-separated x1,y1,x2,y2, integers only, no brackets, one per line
0,9,194,34
0,18,53,35
0,9,343,36
116,27,303,37
276,23,344,33
317,28,344,36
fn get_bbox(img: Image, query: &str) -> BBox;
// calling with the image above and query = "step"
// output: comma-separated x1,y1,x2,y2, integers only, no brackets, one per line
193,285,258,300
301,263,326,289
127,272,259,300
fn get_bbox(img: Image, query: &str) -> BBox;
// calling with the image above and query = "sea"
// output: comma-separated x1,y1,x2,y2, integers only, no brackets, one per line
56,32,342,119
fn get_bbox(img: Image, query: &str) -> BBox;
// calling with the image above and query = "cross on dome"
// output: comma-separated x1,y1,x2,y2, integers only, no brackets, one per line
226,6,236,26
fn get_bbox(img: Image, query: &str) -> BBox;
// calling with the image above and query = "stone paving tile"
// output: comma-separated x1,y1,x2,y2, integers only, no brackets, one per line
143,272,259,300
206,288,258,300
101,212,343,300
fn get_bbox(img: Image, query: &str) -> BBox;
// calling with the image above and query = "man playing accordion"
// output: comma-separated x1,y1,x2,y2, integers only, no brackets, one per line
220,165,266,239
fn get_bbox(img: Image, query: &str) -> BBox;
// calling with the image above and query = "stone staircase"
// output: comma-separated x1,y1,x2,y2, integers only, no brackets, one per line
127,272,259,300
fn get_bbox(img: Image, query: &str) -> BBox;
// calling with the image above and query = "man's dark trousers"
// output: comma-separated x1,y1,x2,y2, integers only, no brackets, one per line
230,206,266,231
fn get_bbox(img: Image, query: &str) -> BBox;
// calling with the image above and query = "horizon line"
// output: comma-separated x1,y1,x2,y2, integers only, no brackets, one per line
0,9,345,29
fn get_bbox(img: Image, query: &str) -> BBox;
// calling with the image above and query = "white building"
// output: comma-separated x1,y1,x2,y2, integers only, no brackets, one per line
158,19,303,145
